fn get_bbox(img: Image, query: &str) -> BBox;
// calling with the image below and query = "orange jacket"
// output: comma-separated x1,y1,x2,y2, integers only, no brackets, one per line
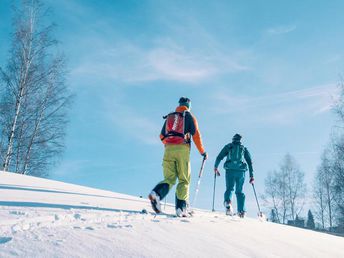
160,106,205,154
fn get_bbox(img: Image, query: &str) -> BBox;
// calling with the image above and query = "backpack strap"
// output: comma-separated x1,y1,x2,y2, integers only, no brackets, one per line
161,131,185,141
162,111,185,119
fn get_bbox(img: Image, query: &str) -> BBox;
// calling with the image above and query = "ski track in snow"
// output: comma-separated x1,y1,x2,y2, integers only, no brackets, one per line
0,172,344,258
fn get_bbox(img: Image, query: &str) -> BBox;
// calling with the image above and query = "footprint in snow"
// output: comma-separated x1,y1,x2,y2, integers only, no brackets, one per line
11,224,29,233
107,224,119,229
9,211,26,216
107,224,133,229
74,214,82,220
0,237,12,244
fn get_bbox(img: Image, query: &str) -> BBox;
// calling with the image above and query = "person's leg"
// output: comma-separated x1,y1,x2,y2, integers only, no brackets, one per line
152,146,177,200
235,171,246,213
175,145,191,212
224,170,235,205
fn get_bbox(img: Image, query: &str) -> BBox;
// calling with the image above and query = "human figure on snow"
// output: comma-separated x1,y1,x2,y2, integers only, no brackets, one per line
149,97,208,217
214,134,254,218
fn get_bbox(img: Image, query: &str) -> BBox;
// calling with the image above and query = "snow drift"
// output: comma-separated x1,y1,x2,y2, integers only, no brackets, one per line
0,171,343,258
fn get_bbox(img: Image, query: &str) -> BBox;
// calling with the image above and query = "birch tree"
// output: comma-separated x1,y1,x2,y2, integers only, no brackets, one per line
263,154,306,224
263,170,282,223
331,135,344,230
0,0,72,176
281,154,306,221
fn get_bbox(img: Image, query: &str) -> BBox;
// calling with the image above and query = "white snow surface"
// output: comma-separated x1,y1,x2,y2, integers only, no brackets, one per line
0,172,343,258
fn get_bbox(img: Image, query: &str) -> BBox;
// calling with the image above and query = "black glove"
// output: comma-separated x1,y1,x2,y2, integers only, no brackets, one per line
201,152,208,160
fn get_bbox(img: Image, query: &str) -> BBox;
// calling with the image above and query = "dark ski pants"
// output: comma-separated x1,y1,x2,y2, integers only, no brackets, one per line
224,170,246,213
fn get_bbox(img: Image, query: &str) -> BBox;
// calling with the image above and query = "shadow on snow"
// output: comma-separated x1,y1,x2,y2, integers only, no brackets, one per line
0,201,145,214
0,184,148,204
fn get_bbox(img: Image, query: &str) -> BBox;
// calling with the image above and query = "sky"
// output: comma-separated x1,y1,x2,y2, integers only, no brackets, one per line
0,0,344,216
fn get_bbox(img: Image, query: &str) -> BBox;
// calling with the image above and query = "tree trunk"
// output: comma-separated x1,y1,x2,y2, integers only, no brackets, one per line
2,4,35,171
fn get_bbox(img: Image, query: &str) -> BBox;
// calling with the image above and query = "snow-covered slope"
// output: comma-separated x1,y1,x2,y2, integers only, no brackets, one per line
0,172,343,258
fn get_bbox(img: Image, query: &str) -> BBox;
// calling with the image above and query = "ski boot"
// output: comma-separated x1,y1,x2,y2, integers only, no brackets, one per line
224,201,233,216
148,191,162,214
176,208,188,217
176,207,194,217
238,211,246,218
175,197,189,217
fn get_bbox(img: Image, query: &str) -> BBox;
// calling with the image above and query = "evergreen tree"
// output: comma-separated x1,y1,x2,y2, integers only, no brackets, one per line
270,209,278,223
306,210,315,229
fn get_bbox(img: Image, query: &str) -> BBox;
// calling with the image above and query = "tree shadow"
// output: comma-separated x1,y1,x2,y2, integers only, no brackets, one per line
0,184,147,204
0,237,12,244
0,201,145,214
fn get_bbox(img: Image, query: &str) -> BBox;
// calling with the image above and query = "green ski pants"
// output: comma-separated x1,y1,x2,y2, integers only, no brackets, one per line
160,144,191,201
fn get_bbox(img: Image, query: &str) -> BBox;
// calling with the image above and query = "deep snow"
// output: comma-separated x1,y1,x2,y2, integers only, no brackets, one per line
0,171,343,258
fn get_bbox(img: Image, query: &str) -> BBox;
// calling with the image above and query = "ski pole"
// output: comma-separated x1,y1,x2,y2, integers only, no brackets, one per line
212,173,217,212
164,195,167,210
252,183,263,217
191,156,206,207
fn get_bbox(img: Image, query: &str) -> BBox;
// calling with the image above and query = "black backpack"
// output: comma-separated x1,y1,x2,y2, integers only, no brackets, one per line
224,143,248,171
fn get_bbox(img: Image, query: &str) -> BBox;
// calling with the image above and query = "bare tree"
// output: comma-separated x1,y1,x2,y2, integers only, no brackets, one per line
263,170,283,223
282,154,306,220
314,149,336,230
333,78,344,232
334,78,344,124
331,135,344,230
0,0,72,176
263,154,306,224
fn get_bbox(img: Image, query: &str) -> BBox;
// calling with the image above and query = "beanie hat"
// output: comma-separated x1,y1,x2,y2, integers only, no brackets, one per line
232,133,242,142
178,97,191,108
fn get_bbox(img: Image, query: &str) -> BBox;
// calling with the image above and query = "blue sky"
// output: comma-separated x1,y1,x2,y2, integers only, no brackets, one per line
1,0,343,215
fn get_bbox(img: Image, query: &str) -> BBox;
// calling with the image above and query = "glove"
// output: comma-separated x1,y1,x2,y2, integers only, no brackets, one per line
201,152,208,160
214,167,221,176
249,177,254,184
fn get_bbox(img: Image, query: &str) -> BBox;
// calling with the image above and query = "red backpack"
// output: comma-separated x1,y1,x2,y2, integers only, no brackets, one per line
162,111,187,144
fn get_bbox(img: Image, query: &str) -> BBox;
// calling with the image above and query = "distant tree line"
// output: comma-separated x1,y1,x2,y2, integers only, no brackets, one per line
313,80,344,233
263,81,344,235
0,0,73,176
262,153,307,225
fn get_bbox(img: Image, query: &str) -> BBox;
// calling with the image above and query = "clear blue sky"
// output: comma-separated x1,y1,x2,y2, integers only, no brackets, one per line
1,0,343,215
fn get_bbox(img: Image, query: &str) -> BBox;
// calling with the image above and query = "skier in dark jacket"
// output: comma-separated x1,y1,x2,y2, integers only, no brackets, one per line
214,134,254,217
149,97,208,217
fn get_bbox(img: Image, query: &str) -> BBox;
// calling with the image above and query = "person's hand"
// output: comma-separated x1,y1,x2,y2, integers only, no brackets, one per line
201,152,208,160
214,167,221,176
249,177,254,184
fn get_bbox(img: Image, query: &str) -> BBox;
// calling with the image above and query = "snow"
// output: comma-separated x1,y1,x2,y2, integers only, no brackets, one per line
0,172,343,258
